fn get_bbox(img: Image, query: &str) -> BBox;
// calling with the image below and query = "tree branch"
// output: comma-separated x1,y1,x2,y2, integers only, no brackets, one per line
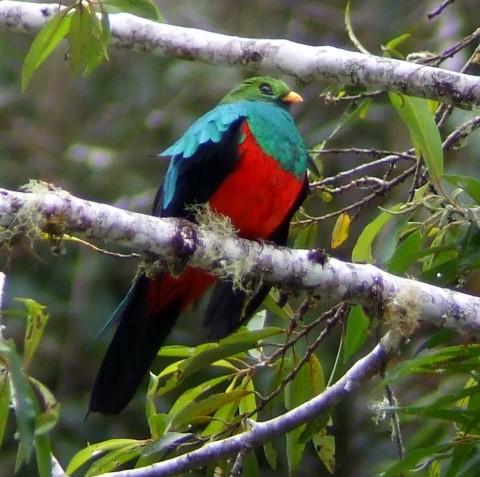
1,185,480,339
99,333,392,477
1,1,480,108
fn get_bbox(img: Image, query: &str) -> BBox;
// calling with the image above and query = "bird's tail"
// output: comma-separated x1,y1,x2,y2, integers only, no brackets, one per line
89,269,215,415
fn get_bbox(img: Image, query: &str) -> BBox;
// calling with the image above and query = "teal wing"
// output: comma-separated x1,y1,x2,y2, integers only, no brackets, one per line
155,103,249,217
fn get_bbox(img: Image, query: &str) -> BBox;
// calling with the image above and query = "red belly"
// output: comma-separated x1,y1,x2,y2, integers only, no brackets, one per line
208,122,304,240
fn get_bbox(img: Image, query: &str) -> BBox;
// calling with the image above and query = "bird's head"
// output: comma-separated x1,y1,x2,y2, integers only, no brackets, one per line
220,76,303,109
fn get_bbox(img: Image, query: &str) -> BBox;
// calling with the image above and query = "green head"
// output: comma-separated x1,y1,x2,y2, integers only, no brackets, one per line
220,76,303,108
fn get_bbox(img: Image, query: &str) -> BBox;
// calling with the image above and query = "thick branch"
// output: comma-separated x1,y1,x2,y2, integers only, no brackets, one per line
1,186,480,338
1,1,480,108
101,334,392,477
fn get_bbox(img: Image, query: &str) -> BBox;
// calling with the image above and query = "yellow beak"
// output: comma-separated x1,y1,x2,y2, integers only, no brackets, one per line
281,91,303,104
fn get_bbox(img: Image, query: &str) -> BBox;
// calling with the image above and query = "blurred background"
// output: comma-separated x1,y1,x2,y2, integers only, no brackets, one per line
1,0,479,475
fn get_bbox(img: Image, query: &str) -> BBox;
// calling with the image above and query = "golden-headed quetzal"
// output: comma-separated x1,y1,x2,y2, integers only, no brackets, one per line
90,76,310,415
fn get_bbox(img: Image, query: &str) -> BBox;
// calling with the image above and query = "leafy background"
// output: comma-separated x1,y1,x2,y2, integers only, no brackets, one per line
1,0,480,476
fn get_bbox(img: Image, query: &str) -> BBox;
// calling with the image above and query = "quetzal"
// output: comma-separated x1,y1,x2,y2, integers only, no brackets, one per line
90,76,310,415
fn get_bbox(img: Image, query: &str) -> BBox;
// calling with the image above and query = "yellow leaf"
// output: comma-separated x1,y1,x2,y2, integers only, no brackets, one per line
313,419,336,474
331,213,351,249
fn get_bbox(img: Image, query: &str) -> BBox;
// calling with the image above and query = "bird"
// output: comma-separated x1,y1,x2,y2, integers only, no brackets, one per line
89,76,310,415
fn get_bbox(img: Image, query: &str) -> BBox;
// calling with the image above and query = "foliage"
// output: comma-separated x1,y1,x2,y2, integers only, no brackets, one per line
22,0,163,91
0,299,57,477
2,0,480,476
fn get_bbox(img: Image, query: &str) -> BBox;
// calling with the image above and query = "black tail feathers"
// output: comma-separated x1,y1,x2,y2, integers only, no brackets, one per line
89,275,181,415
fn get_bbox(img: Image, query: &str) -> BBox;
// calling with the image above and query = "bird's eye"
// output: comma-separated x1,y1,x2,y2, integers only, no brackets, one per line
259,83,273,95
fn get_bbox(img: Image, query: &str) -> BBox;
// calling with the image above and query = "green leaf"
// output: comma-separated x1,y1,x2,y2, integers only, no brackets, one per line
168,374,232,417
418,256,460,285
286,420,306,474
383,33,411,51
177,328,282,379
390,243,455,277
86,443,143,476
386,230,422,274
391,406,475,426
243,452,259,477
381,33,410,59
430,459,441,477
67,4,109,76
381,443,452,476
157,344,195,358
34,434,52,477
83,12,109,76
145,372,159,420
68,7,91,75
284,357,309,474
389,92,443,182
168,390,250,432
147,413,168,440
22,8,73,91
0,371,10,449
294,222,318,249
66,439,142,474
102,0,165,21
15,298,49,369
312,421,336,474
382,345,480,385
298,355,329,443
444,174,480,204
352,204,403,262
201,377,243,437
0,339,36,467
98,9,111,59
29,378,59,436
343,306,370,364
263,441,278,470
136,432,193,468
68,7,95,75
238,376,257,424
444,442,475,477
154,341,241,398
284,359,310,411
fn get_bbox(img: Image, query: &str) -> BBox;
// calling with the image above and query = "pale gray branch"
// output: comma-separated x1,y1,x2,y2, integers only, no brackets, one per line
99,333,392,477
1,186,480,338
1,1,480,108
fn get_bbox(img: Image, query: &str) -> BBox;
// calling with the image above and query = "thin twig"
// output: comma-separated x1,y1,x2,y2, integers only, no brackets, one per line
229,446,249,477
427,0,456,20
406,158,425,203
300,164,417,225
434,30,480,126
312,151,416,189
384,383,405,462
320,90,385,104
318,176,390,196
443,116,480,151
